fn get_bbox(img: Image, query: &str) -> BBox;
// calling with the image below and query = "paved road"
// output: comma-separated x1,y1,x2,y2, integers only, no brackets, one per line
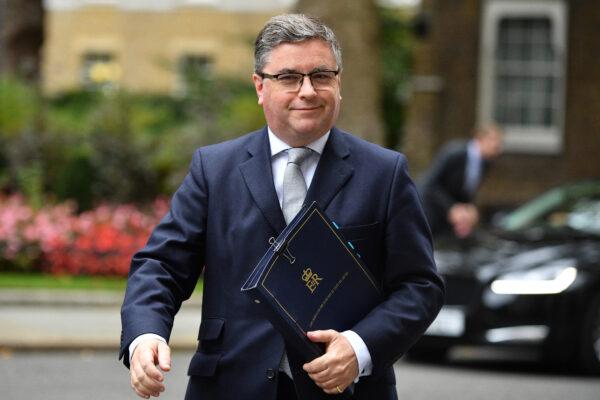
0,289,202,350
1,350,599,400
1,289,599,399
0,304,200,349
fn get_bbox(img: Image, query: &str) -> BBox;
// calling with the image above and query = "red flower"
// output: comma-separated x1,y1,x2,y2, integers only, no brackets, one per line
0,194,168,276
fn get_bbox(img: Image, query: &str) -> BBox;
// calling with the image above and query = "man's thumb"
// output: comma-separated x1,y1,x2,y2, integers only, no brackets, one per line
157,341,172,371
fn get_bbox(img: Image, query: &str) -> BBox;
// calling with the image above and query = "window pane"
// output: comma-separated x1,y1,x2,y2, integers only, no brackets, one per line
176,54,213,95
81,53,120,88
494,16,560,129
179,55,212,81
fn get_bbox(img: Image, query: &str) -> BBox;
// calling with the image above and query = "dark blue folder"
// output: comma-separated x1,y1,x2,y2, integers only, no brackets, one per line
241,201,382,362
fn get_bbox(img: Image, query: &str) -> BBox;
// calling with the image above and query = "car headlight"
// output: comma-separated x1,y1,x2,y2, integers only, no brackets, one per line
490,262,577,295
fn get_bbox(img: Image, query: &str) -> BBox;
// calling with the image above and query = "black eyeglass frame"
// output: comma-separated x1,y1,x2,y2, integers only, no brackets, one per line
257,69,340,89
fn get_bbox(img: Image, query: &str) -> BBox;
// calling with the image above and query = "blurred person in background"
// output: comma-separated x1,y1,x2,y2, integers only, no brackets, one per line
419,124,503,239
120,13,443,400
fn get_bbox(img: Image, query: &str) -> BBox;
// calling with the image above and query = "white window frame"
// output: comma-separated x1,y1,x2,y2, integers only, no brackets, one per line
173,53,214,96
477,0,568,154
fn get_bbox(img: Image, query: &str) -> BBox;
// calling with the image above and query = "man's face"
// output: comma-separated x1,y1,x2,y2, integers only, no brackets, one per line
478,129,503,160
252,39,342,147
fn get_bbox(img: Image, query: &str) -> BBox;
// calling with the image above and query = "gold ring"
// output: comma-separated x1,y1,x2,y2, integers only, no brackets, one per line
336,385,342,394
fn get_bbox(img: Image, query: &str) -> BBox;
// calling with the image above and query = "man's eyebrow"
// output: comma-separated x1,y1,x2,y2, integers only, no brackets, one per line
274,68,300,74
273,66,334,74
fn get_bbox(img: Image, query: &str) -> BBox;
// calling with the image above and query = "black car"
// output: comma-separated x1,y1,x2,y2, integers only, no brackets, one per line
411,180,600,373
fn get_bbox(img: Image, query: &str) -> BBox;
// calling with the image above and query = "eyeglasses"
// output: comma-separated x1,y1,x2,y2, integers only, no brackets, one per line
258,70,339,92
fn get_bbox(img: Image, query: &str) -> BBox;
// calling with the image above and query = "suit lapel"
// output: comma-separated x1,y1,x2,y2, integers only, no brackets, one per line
305,128,354,211
239,127,354,232
239,128,287,234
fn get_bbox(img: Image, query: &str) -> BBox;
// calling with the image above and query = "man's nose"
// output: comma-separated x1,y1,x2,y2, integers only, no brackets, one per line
298,75,317,97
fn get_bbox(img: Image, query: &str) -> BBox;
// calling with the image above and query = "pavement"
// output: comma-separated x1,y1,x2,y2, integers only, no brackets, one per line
0,288,202,351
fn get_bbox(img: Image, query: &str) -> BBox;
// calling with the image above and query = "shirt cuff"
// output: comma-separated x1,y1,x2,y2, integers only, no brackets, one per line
128,333,167,364
341,330,373,382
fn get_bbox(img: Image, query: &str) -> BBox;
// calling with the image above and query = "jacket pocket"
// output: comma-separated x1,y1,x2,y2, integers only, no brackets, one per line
338,221,380,242
339,222,381,273
198,318,225,341
187,351,221,377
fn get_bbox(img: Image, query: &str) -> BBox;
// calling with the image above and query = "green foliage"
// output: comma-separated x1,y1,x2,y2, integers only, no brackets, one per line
218,89,266,138
150,75,264,194
0,73,264,208
52,149,96,211
16,162,45,209
0,272,127,291
379,8,415,150
0,77,39,138
182,74,264,144
0,272,203,292
0,77,45,208
46,90,100,134
129,95,185,136
84,90,160,203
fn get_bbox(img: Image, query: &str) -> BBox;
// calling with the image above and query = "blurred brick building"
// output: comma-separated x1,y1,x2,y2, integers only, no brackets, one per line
42,0,295,94
404,0,600,208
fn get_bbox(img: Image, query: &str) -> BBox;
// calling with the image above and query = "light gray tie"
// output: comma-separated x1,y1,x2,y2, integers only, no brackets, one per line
279,147,312,377
282,147,312,224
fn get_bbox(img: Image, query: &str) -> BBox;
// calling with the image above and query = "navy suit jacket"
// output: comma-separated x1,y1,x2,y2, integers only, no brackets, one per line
418,140,491,236
120,127,444,400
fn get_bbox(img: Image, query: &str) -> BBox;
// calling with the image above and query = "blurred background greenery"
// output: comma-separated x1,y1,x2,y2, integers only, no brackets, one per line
0,75,268,210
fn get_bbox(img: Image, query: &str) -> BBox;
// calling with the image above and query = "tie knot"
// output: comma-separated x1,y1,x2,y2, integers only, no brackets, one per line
287,147,312,166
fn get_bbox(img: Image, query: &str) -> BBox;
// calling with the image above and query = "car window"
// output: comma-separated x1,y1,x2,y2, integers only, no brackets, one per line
500,181,600,235
567,199,600,235
500,189,564,231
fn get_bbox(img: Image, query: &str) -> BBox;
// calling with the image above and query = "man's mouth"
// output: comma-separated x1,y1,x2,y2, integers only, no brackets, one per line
292,106,320,111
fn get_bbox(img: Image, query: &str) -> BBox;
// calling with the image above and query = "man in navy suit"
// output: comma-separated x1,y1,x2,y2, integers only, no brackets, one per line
419,125,503,239
120,14,444,400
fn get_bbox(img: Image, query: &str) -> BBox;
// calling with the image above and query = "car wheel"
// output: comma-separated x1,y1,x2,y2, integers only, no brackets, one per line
580,292,600,374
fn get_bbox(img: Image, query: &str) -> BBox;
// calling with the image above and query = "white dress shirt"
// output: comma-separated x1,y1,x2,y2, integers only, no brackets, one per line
268,128,372,380
130,128,373,381
464,140,482,197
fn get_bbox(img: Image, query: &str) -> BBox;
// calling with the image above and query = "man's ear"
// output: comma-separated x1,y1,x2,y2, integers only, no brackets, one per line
252,73,264,105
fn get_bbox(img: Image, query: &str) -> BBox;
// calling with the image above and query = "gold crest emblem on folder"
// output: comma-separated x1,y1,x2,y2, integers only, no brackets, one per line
302,268,323,294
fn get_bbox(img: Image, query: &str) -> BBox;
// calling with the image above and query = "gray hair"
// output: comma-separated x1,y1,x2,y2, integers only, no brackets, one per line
254,14,342,73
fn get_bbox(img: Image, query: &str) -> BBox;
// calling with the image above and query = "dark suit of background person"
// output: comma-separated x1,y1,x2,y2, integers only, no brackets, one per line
418,125,503,238
120,14,444,400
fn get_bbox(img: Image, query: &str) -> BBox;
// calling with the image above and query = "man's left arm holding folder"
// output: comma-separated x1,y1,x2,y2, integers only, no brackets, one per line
303,153,445,392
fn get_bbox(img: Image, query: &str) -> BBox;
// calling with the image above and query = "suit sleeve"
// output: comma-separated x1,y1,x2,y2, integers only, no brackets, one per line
352,154,445,376
119,149,208,367
421,145,462,216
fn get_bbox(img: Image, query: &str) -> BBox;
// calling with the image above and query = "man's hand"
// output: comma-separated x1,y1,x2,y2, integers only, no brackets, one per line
130,339,171,398
302,330,359,395
448,203,479,238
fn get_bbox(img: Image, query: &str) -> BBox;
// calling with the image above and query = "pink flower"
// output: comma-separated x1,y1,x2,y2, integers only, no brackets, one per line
0,195,167,276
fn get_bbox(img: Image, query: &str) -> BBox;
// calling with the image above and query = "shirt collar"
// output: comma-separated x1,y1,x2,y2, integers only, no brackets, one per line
268,127,330,157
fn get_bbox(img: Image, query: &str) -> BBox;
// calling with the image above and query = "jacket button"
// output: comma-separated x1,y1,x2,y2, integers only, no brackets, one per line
266,368,276,380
